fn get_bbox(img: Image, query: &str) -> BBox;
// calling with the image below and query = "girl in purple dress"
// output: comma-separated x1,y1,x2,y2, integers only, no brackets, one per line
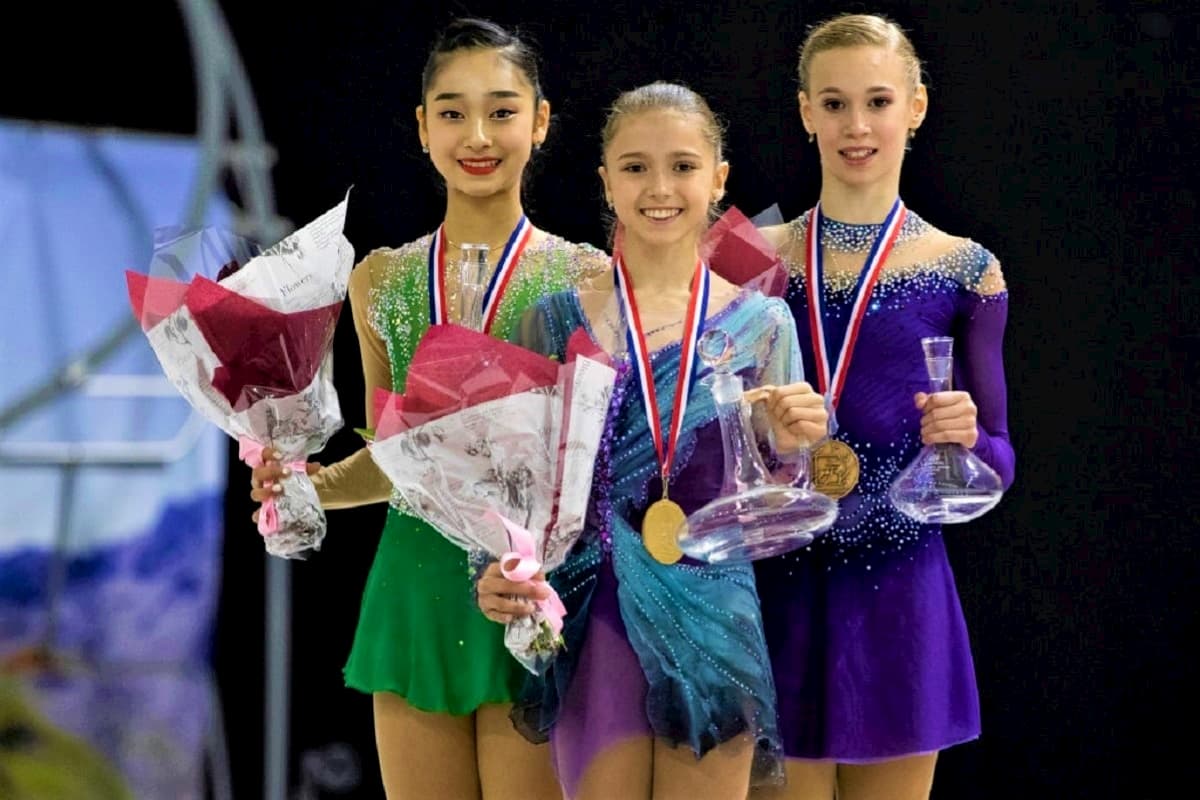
477,82,829,799
754,13,1016,800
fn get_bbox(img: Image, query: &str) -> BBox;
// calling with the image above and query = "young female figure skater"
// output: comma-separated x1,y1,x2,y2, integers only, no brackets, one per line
754,13,1016,800
251,18,608,799
478,81,829,800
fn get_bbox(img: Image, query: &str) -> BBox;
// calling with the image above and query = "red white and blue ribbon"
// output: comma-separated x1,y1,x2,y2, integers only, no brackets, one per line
614,257,710,488
427,224,449,325
427,215,533,332
805,198,906,412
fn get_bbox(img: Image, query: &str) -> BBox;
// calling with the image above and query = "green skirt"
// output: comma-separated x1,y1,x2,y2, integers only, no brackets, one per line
343,507,526,715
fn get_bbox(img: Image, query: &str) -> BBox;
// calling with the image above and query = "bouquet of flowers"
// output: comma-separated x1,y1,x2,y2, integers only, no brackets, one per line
366,324,616,673
124,194,354,558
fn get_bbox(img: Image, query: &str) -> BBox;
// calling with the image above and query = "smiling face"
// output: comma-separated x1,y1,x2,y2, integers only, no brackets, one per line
598,108,728,252
799,44,926,193
415,47,550,201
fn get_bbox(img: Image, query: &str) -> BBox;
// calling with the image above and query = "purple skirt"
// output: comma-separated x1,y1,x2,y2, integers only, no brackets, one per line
550,561,652,796
755,532,980,761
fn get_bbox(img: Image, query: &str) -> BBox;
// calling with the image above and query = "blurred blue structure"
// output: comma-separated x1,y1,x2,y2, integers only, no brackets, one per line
0,1,291,797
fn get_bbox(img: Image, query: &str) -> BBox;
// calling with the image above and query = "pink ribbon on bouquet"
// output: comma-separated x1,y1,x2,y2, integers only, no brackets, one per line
487,511,567,636
239,437,307,536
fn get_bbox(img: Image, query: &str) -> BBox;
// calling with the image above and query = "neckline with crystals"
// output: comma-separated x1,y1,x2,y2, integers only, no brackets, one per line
793,208,927,253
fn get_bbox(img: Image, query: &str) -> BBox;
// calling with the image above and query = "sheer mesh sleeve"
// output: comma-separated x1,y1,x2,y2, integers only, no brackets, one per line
310,254,394,509
746,296,807,468
753,296,804,388
955,258,1016,489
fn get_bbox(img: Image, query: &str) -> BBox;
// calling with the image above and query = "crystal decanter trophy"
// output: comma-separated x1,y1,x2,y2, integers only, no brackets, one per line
888,336,1004,523
458,243,490,331
676,329,838,563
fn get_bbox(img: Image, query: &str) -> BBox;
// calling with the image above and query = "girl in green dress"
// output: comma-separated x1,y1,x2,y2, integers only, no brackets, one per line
251,18,607,798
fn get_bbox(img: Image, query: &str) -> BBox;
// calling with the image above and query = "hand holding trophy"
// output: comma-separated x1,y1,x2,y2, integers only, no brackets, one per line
676,329,838,563
889,336,1004,523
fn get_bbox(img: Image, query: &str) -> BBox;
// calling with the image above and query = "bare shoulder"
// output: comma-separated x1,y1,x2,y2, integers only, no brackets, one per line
575,284,610,318
708,273,744,314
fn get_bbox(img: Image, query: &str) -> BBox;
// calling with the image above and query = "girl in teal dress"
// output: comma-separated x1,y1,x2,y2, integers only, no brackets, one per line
476,82,830,800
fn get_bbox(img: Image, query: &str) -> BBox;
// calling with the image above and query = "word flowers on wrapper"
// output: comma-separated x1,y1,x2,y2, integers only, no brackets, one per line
124,192,355,558
366,325,616,674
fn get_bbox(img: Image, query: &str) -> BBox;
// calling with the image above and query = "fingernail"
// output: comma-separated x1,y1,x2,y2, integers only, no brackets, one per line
282,467,292,477
271,484,282,494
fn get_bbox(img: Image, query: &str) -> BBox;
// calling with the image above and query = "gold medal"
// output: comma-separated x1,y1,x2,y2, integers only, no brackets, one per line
642,497,686,565
616,256,709,568
812,439,860,499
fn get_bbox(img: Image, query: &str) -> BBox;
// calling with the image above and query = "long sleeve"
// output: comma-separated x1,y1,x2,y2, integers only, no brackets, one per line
748,295,808,475
956,260,1016,489
310,253,395,509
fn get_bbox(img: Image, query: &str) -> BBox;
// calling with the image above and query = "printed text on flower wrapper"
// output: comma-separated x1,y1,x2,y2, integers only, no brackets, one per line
279,274,314,297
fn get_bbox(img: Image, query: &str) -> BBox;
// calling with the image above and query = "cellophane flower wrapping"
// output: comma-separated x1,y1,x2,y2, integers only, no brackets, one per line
366,324,615,673
701,205,789,298
124,193,354,558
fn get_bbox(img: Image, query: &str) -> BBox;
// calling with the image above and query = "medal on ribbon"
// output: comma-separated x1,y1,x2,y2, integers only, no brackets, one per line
805,199,906,499
615,257,710,565
427,215,533,332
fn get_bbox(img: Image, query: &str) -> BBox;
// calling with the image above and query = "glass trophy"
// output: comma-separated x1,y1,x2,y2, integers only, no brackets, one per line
458,243,490,331
888,336,1004,523
676,329,838,563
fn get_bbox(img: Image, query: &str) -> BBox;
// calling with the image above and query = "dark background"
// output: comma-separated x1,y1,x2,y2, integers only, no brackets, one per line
3,1,1195,797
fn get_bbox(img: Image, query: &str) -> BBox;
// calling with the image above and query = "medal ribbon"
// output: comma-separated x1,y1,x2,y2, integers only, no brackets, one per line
805,198,906,411
427,225,448,325
615,257,710,493
427,215,533,332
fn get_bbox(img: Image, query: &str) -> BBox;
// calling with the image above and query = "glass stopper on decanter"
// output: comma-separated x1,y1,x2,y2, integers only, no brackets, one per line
458,243,490,331
888,336,1005,524
675,329,838,563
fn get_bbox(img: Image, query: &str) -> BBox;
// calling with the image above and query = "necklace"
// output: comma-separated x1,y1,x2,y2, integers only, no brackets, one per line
603,314,680,339
445,237,505,257
445,226,530,255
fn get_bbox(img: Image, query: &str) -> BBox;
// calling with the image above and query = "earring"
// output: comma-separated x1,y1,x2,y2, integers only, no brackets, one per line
421,145,429,154
606,198,613,210
907,129,916,140
533,141,542,151
808,132,815,144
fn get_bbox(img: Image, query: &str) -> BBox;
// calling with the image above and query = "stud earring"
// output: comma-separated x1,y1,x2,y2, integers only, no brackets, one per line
421,145,429,153
808,132,815,144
